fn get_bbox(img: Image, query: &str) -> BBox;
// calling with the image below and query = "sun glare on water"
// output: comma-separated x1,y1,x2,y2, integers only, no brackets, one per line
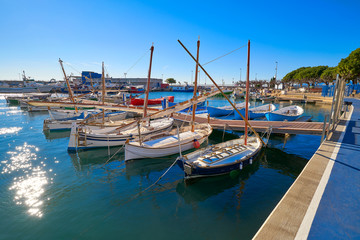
1,143,51,218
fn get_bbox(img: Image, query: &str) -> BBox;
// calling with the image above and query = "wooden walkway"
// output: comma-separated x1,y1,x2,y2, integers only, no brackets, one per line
253,102,355,239
173,113,327,135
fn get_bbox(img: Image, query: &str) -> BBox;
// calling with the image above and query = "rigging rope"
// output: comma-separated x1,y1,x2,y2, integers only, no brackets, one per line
203,44,247,66
125,49,151,76
64,62,82,75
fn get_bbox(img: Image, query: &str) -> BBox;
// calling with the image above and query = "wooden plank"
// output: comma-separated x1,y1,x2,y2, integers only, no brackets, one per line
173,113,326,135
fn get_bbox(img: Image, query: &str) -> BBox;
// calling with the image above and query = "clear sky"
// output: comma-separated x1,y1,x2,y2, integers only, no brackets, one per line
0,0,359,84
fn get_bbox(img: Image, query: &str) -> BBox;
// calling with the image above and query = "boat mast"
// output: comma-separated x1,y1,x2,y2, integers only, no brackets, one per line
102,62,106,123
177,39,266,146
191,37,200,132
143,44,154,119
59,58,77,112
244,40,250,145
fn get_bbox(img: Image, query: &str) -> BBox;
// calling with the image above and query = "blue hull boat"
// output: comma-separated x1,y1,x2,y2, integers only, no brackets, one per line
265,105,304,121
177,137,262,179
207,102,248,117
234,104,276,120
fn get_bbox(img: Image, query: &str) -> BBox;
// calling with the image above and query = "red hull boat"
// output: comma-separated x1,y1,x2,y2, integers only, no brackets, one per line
131,96,174,106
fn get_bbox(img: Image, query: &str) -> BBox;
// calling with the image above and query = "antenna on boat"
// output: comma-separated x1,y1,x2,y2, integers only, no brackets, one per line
177,40,266,146
191,36,200,132
59,58,77,113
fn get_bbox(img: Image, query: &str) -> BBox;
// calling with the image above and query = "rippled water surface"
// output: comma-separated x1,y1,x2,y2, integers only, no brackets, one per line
0,93,330,239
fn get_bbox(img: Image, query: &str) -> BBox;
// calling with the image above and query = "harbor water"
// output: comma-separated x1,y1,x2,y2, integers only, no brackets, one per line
0,92,330,239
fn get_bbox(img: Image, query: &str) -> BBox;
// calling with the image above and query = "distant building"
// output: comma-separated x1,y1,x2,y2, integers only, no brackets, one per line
70,71,162,89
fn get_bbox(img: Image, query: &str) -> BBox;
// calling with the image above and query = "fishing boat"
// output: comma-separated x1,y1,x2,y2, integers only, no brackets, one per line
176,136,262,179
125,39,214,161
260,95,275,103
231,89,245,99
49,109,91,120
175,39,267,180
212,89,233,98
68,117,174,151
172,85,194,92
0,71,54,93
265,105,304,121
124,123,212,161
234,104,276,120
44,111,127,131
131,96,174,106
129,85,145,93
207,102,248,117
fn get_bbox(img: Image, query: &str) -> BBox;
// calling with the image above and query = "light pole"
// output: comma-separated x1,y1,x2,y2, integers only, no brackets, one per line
124,73,128,85
275,61,278,81
240,68,242,81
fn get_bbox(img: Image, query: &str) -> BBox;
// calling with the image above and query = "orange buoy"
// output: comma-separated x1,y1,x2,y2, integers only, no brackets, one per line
193,139,200,148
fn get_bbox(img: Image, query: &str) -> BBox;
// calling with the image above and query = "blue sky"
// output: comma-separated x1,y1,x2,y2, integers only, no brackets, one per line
0,0,359,84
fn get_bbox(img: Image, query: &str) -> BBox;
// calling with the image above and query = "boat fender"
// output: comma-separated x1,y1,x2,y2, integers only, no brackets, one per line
193,139,200,148
240,163,243,170
250,158,253,164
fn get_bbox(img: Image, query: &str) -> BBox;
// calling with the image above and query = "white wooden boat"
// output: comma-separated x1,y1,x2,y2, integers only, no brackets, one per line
49,109,93,120
124,123,212,161
68,117,174,151
176,136,262,179
234,104,276,120
44,111,127,131
265,105,304,121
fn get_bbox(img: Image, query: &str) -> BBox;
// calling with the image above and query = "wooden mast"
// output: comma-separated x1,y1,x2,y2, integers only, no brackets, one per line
177,39,266,146
244,40,250,145
143,44,154,118
59,58,77,112
101,62,106,123
191,37,200,132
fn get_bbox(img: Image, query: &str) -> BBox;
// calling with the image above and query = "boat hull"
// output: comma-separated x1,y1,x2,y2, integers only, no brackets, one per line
265,112,299,121
68,118,174,151
177,138,262,179
207,106,233,117
125,135,208,161
234,109,266,120
131,96,174,106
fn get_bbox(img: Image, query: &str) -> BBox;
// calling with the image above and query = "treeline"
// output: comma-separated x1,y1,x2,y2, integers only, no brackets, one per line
282,48,360,87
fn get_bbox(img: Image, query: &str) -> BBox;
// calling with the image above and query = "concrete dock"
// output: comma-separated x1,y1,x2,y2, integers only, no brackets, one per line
253,98,360,239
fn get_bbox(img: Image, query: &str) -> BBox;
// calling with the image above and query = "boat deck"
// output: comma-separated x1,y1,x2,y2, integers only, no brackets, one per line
173,113,326,135
253,98,360,239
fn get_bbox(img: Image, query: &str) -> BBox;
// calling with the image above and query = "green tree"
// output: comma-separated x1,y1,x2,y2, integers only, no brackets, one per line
282,67,309,87
338,48,360,83
165,78,176,85
320,67,337,85
295,66,328,87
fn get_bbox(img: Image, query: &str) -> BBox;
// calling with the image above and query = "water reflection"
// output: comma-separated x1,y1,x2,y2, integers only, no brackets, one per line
1,143,51,217
0,127,22,135
176,150,263,204
125,157,175,180
43,130,70,140
260,147,307,178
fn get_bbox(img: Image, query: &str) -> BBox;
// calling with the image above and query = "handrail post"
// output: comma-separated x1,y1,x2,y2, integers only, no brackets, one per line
321,114,328,143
